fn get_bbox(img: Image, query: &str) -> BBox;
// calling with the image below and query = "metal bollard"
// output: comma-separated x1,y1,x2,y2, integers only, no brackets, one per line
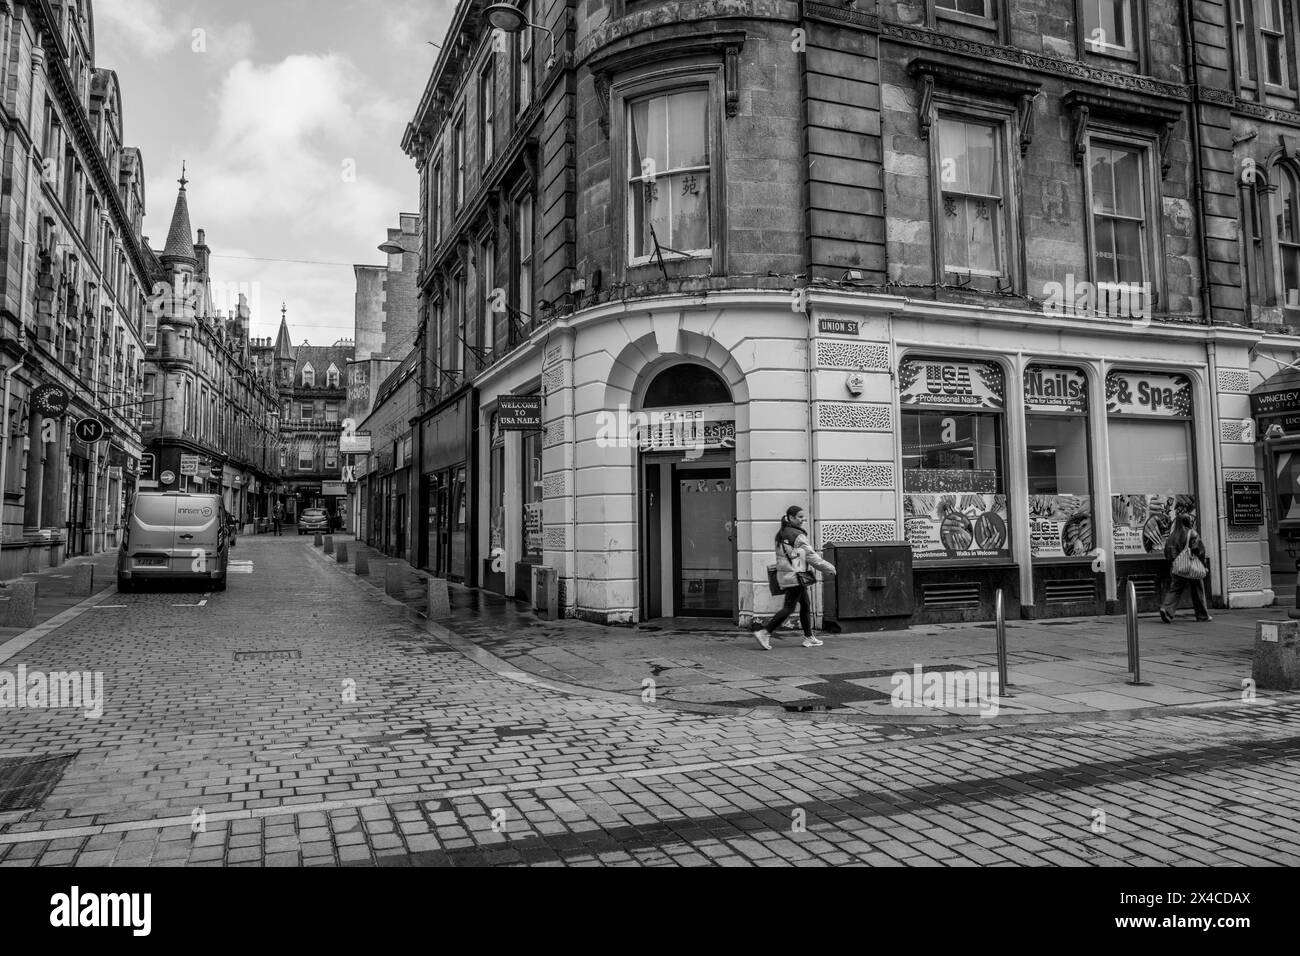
1126,580,1149,686
336,543,348,564
995,588,1012,695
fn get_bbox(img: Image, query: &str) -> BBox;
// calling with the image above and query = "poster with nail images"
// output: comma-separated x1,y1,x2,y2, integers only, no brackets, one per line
904,494,1010,560
1110,494,1198,555
1028,494,1094,558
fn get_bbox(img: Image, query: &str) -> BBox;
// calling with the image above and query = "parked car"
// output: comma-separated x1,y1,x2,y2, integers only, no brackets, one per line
298,508,330,535
117,491,233,592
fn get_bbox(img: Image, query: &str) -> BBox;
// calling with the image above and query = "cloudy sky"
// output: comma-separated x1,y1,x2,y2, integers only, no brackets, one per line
95,0,455,344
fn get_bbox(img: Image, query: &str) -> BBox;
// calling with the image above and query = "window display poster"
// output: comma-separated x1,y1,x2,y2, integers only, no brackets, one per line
524,502,543,557
1028,494,1094,558
904,494,1010,560
1110,494,1197,555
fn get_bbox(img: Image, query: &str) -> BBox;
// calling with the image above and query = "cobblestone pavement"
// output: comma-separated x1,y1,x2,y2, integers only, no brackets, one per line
0,536,1297,866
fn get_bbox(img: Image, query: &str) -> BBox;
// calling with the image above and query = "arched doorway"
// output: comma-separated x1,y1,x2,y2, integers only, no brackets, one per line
636,362,738,621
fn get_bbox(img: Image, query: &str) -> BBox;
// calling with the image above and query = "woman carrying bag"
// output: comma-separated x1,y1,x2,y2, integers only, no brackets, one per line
1160,512,1212,623
754,505,836,649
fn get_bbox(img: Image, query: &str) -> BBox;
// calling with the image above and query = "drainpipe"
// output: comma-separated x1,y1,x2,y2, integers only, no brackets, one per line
1181,0,1228,606
806,292,817,629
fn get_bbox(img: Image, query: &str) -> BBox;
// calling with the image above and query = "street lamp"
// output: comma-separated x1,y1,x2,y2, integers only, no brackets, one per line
482,3,557,69
377,240,405,255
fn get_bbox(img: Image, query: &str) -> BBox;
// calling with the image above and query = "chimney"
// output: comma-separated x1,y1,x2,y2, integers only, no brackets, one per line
195,228,210,276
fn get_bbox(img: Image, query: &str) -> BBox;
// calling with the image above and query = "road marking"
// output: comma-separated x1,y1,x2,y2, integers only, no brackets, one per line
229,560,254,575
93,605,126,609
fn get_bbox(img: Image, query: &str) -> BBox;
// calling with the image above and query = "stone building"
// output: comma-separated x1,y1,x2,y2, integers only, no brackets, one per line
1,0,154,577
139,174,281,527
402,0,1298,625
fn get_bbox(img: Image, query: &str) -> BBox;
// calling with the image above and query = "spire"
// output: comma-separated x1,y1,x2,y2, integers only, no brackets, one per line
161,163,196,267
274,303,294,360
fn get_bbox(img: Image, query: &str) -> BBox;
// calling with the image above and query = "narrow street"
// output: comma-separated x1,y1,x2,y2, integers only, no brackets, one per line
1,536,1296,868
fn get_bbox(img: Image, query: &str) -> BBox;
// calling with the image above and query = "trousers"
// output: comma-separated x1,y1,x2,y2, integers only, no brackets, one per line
1161,574,1209,619
766,585,811,636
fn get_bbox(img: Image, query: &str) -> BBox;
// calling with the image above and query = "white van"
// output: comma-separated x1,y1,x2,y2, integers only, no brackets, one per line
117,491,232,592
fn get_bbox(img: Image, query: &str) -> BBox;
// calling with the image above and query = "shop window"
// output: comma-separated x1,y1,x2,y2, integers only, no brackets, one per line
899,358,1010,560
626,87,713,265
1087,139,1152,287
935,115,1009,280
1024,365,1094,559
1279,166,1300,307
643,363,731,408
1105,370,1196,557
522,423,544,563
489,416,505,564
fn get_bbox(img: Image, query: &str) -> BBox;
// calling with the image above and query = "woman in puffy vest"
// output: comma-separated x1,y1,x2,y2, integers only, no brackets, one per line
753,505,836,650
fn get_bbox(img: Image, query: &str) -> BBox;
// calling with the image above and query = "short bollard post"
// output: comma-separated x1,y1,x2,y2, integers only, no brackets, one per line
313,532,323,548
336,543,348,563
71,564,94,595
427,576,451,619
323,535,334,555
384,563,402,597
0,580,37,628
995,588,1012,695
1126,580,1150,686
354,550,369,576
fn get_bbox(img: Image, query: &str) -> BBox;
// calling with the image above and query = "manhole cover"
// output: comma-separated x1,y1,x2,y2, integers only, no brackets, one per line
0,753,77,812
234,649,302,661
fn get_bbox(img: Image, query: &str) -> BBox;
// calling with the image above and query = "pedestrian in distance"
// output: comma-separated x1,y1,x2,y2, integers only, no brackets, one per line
272,503,283,536
1160,511,1212,623
753,505,836,649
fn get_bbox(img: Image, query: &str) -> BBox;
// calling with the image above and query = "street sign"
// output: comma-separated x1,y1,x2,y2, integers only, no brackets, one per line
211,464,224,478
340,433,371,453
179,454,199,476
72,417,107,443
498,395,543,429
31,384,70,417
159,470,176,485
140,453,155,482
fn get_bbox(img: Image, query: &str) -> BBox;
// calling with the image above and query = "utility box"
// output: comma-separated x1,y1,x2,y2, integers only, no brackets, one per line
824,543,914,632
1254,619,1300,690
534,566,559,620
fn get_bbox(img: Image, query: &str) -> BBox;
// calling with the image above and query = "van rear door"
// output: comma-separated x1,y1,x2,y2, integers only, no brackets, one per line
173,500,220,560
128,494,177,568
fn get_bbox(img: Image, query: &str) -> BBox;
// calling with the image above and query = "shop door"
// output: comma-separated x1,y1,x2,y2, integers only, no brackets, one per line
641,458,736,620
449,467,467,580
67,457,90,556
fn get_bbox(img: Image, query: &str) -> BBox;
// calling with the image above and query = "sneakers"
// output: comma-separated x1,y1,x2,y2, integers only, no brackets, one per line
802,636,824,647
754,629,772,650
1196,615,1213,622
1159,608,1173,624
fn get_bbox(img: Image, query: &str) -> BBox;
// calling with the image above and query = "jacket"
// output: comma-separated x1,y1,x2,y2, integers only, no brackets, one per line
774,532,836,589
1163,525,1207,570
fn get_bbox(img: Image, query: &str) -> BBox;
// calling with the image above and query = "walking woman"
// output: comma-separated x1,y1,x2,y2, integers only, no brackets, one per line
1160,512,1212,623
754,505,836,649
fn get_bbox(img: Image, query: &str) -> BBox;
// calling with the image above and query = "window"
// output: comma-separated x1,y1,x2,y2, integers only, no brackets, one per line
516,193,535,332
453,115,465,210
430,160,443,247
301,362,315,386
1280,167,1300,306
627,88,711,263
480,61,496,168
143,314,157,346
299,443,314,470
643,363,731,407
301,401,315,421
326,363,340,387
937,0,990,16
1088,141,1150,286
936,117,1006,277
1024,366,1094,559
1237,0,1258,90
325,402,339,423
482,240,497,357
325,444,339,470
517,0,534,114
1260,0,1286,86
1081,0,1136,54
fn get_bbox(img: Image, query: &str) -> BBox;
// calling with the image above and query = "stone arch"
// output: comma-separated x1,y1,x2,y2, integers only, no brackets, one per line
602,326,751,413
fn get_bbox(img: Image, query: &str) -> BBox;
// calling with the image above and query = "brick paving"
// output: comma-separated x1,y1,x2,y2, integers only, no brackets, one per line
0,534,1297,866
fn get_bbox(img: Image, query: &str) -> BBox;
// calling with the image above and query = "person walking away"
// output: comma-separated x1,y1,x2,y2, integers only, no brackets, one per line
754,505,836,649
272,503,283,536
1160,512,1211,623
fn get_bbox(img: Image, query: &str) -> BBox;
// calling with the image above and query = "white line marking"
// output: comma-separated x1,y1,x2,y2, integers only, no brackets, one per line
93,605,127,609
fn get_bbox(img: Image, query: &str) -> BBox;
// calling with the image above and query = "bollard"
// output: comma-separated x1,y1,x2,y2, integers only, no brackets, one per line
1126,580,1149,686
384,562,402,597
0,580,37,627
336,543,348,563
323,535,334,555
534,566,558,620
313,532,323,548
354,550,369,576
994,588,1012,695
427,575,451,619
71,564,95,596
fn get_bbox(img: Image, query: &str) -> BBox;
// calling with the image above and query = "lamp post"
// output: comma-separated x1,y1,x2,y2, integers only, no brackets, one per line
482,4,558,69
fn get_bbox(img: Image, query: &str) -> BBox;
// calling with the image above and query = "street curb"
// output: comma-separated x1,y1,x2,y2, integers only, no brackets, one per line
0,584,119,666
307,547,1300,728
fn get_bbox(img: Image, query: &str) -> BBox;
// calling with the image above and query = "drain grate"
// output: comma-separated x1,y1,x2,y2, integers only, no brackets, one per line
0,753,77,812
234,649,302,661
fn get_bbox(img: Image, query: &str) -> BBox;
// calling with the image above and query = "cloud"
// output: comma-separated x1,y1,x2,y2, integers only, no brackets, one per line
96,0,185,58
369,0,456,52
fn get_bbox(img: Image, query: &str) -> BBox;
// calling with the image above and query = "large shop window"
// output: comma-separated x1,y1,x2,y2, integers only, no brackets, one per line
900,358,1010,560
627,88,711,264
1106,370,1196,556
489,416,506,566
1024,365,1094,559
522,424,544,563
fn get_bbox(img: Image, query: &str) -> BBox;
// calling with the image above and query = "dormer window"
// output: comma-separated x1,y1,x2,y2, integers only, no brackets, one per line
326,363,340,387
302,362,315,386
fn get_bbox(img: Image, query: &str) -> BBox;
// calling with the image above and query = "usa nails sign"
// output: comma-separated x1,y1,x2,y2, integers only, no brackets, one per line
899,359,1004,410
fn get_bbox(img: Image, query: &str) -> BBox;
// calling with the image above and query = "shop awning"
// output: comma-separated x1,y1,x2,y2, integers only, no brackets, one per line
1250,365,1300,419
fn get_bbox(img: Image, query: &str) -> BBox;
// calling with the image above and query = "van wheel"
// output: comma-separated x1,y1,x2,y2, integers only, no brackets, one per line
117,577,133,593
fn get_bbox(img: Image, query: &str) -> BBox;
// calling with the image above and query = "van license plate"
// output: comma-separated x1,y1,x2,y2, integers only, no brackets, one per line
135,557,167,567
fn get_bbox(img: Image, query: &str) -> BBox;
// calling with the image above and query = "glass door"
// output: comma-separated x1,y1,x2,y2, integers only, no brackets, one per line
672,466,735,617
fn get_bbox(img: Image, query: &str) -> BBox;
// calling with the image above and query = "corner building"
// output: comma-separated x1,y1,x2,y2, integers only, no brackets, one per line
406,0,1281,625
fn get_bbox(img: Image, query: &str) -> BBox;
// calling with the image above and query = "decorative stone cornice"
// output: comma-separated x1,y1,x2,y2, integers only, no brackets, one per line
1063,89,1183,177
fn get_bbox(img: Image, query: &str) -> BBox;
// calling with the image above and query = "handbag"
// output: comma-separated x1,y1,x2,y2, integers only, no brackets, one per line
781,540,817,588
1172,541,1207,580
766,565,783,595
